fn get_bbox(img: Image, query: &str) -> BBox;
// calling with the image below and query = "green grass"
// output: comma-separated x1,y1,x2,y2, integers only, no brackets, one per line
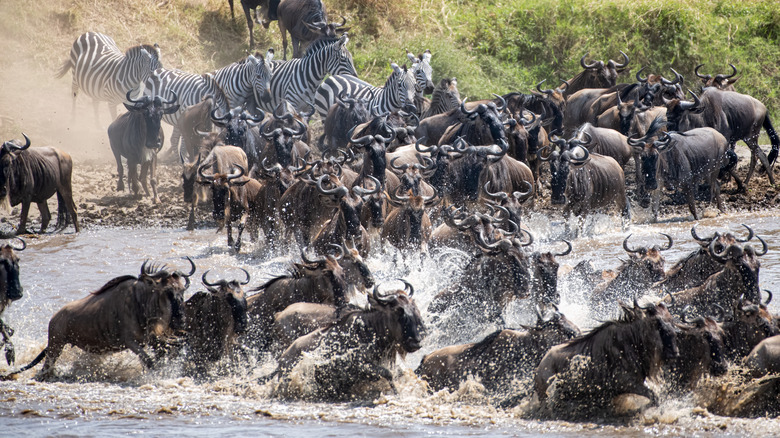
1,0,778,113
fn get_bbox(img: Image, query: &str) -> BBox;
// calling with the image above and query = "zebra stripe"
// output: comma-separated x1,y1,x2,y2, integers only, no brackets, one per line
212,53,273,110
408,49,434,93
314,63,417,118
55,32,161,116
422,78,460,119
262,34,357,113
144,68,229,128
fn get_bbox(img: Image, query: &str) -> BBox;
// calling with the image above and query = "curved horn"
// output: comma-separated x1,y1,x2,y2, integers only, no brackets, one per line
694,64,711,80
623,234,641,254
198,163,215,182
227,164,246,182
210,108,229,122
326,243,345,261
658,233,673,251
459,98,477,116
163,89,178,106
202,270,220,287
125,89,146,106
315,174,348,197
390,156,410,172
735,224,754,243
353,175,382,197
399,279,414,297
691,224,717,243
301,247,326,265
512,180,534,202
709,239,729,264
580,52,599,69
763,289,773,306
635,66,648,84
300,101,316,119
661,68,682,85
754,234,768,256
612,50,629,69
483,181,508,201
535,304,545,324
8,237,26,251
536,79,553,96
181,256,196,277
723,63,738,79
554,240,573,257
239,268,251,285
492,93,506,112
3,133,31,153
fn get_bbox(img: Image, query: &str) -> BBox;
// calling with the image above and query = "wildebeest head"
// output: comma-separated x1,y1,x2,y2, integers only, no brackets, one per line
301,243,374,306
139,257,196,332
708,235,767,305
621,233,673,284
526,304,582,341
0,133,31,205
694,63,739,91
626,114,669,196
531,240,572,306
316,175,367,241
350,114,396,183
635,67,685,103
369,281,426,354
451,137,509,202
723,297,779,359
539,140,590,205
198,163,246,223
0,238,25,303
124,90,180,150
353,175,385,229
630,300,680,361
678,308,728,378
261,104,308,168
482,181,533,225
388,187,439,248
212,106,265,152
201,269,250,334
473,228,535,305
662,89,704,132
565,51,629,94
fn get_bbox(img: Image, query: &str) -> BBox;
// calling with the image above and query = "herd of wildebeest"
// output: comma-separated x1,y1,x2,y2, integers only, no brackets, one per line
1,1,780,418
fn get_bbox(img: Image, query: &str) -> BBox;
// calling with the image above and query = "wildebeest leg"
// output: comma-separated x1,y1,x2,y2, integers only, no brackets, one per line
651,189,661,222
149,155,160,204
35,344,63,382
242,2,255,47
710,171,724,212
745,140,775,186
187,199,197,231
56,187,80,232
37,201,51,233
16,201,32,235
279,21,288,60
235,211,248,252
359,363,397,394
139,162,151,198
0,320,14,365
227,218,235,248
113,148,125,192
685,182,698,220
125,338,156,369
129,162,142,198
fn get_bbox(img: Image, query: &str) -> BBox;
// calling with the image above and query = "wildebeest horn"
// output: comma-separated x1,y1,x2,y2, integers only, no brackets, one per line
125,89,149,106
535,304,546,324
238,268,251,285
694,64,711,80
414,137,435,154
492,93,506,112
372,284,392,304
635,66,648,83
512,181,534,202
536,79,553,96
227,164,245,182
348,125,373,147
483,182,508,201
198,163,215,182
2,133,31,153
326,243,344,261
352,175,381,197
399,279,414,297
762,289,773,306
210,108,229,122
300,101,316,118
554,240,573,257
569,145,590,166
691,224,717,243
517,227,534,246
623,234,641,254
301,247,326,265
315,174,348,198
611,50,629,69
709,239,738,264
580,52,600,69
202,270,220,287
753,234,768,256
273,101,286,119
661,68,682,85
182,256,196,277
162,89,178,106
537,145,553,162
735,224,754,243
8,237,26,251
658,233,673,251
390,156,410,172
459,98,477,116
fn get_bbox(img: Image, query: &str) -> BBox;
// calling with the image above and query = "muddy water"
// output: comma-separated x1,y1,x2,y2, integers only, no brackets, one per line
2,210,780,436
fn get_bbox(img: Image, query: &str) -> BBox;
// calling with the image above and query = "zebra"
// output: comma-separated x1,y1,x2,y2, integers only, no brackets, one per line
212,51,273,112
260,34,357,113
144,68,230,154
407,49,434,115
55,31,162,123
421,78,460,119
313,62,417,119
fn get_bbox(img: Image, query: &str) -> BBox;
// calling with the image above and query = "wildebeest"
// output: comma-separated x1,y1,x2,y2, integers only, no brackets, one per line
694,64,739,91
271,282,425,400
664,88,780,187
277,0,349,59
540,141,627,218
0,134,79,234
318,92,371,155
245,244,374,349
108,90,180,204
196,145,250,232
722,297,779,361
416,306,580,394
210,106,265,173
181,269,249,375
530,240,572,306
666,311,727,391
589,234,672,312
381,188,438,253
744,334,780,377
271,302,338,351
0,238,25,365
311,175,377,256
629,120,729,220
2,258,195,381
534,302,679,414
561,52,630,98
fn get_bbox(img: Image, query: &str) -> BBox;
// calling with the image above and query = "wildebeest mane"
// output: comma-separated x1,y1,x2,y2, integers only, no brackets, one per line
459,329,504,362
91,275,138,295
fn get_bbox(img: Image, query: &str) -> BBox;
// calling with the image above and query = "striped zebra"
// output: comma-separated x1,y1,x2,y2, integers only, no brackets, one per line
212,51,273,110
422,78,460,119
314,63,417,119
260,34,357,113
144,68,229,152
55,31,162,122
407,49,434,94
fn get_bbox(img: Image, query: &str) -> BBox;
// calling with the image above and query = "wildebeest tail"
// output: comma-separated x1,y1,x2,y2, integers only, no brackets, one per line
0,348,46,380
763,114,779,167
54,59,72,79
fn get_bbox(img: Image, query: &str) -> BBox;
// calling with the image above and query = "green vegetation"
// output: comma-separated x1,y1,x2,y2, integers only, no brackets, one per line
1,0,778,112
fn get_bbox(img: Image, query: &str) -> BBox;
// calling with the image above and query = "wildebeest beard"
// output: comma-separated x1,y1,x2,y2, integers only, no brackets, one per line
226,291,248,334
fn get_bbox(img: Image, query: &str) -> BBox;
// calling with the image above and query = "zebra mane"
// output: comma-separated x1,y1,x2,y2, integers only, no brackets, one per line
303,36,342,57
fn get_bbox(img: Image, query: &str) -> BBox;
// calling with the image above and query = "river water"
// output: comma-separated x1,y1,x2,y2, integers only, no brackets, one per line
2,209,780,436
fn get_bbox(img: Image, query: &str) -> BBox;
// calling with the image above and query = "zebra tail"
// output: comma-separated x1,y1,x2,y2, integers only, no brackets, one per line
0,348,46,380
54,60,72,79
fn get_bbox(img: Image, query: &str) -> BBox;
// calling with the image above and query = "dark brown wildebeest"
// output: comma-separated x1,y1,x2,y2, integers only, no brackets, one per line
664,88,780,188
721,297,778,361
182,269,249,375
277,0,349,59
561,52,630,99
270,282,425,400
108,90,180,204
428,203,518,255
271,302,338,351
381,188,438,253
539,141,627,218
589,234,672,312
197,145,250,232
666,311,727,391
2,258,196,381
694,64,739,91
629,118,730,221
744,334,780,377
245,244,374,349
416,306,580,394
210,106,265,174
530,240,572,307
667,237,766,316
428,230,534,328
318,91,371,155
657,224,754,295
0,134,79,234
534,302,679,413
0,238,25,365
311,175,377,257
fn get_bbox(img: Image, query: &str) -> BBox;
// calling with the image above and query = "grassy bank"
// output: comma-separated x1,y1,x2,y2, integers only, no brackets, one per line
0,0,778,118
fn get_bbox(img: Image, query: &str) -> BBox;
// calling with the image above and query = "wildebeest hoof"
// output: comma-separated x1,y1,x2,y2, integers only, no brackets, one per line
4,343,14,365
